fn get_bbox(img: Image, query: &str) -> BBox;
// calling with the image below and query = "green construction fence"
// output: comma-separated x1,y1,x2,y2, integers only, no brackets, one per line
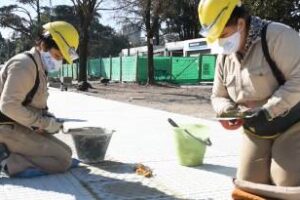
200,55,216,82
171,57,200,84
137,56,172,83
49,55,217,84
87,59,101,78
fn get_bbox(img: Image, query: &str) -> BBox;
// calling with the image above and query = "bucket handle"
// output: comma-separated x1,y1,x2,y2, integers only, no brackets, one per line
168,118,212,146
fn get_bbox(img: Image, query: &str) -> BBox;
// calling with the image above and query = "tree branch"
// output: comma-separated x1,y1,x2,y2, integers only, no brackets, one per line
14,6,33,25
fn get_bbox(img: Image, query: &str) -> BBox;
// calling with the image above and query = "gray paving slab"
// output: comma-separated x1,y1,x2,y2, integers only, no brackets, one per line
1,88,243,200
0,172,95,200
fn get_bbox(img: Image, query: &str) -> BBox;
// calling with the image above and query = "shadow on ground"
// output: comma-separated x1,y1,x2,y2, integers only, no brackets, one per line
197,164,237,178
70,161,185,199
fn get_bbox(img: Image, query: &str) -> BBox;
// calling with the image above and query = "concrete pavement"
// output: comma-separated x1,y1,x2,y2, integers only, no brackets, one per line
0,88,242,200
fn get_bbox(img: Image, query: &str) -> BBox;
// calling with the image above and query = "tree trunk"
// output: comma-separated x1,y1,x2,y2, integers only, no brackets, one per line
154,20,160,45
145,0,155,85
154,31,159,45
78,23,89,83
147,34,154,85
36,0,42,35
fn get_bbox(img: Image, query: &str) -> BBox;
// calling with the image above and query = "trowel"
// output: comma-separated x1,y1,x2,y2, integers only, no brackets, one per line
211,110,255,121
168,118,212,146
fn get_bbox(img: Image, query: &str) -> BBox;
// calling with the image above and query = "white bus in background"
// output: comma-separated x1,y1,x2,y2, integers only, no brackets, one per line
121,38,211,57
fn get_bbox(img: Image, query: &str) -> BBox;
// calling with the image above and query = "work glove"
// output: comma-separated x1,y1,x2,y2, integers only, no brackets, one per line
44,117,63,134
219,119,244,130
242,107,280,136
42,110,55,118
243,107,270,118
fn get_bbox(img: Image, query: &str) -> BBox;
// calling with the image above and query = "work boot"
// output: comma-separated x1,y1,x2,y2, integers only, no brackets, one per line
232,188,268,200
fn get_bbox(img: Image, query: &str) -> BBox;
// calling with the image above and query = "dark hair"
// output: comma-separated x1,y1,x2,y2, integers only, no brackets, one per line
36,34,59,50
226,5,250,27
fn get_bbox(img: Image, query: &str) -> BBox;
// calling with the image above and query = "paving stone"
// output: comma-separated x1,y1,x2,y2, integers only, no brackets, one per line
0,173,95,200
1,89,242,199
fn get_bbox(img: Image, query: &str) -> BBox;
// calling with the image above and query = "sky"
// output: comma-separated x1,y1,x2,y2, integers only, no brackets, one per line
0,0,119,39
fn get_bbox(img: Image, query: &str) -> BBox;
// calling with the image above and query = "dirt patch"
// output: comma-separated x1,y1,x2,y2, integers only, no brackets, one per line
68,82,216,118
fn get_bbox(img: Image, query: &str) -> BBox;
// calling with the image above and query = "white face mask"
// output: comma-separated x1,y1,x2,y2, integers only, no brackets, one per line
209,30,241,55
40,51,63,72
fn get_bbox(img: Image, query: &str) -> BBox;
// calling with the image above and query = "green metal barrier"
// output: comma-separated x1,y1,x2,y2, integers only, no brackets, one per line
48,62,77,80
68,64,74,78
88,59,101,77
100,58,111,79
111,57,121,81
137,57,148,83
48,69,60,78
72,63,78,80
55,55,217,84
122,56,137,82
62,64,69,77
200,55,216,82
137,56,172,83
171,57,200,84
154,57,172,81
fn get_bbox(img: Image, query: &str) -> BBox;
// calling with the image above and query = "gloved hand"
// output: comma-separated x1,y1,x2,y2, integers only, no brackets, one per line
242,107,281,137
42,110,55,118
219,119,244,130
44,117,63,134
243,107,272,121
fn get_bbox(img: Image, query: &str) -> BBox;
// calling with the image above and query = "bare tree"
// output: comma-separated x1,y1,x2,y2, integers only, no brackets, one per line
0,0,43,37
115,0,169,85
70,0,105,90
244,0,300,31
162,0,200,40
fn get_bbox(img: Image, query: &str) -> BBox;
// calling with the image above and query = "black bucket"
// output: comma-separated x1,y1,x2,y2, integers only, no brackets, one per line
69,127,115,164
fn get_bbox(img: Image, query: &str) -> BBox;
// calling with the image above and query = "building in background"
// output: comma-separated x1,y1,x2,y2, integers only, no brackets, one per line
121,38,210,57
122,24,142,46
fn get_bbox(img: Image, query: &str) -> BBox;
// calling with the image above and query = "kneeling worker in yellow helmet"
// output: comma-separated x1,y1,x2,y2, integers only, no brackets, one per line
0,21,79,177
199,0,300,199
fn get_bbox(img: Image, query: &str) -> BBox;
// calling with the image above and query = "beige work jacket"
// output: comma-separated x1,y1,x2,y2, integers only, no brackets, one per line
0,47,51,129
211,22,300,119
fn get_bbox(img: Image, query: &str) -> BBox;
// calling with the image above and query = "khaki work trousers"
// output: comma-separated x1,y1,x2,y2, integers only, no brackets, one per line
0,123,72,176
237,121,300,187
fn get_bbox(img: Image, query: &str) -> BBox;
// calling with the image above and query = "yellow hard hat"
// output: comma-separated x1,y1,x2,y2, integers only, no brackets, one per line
198,0,241,43
43,21,79,64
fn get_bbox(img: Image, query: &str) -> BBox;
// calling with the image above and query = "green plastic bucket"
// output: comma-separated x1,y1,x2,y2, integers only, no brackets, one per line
173,124,210,167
